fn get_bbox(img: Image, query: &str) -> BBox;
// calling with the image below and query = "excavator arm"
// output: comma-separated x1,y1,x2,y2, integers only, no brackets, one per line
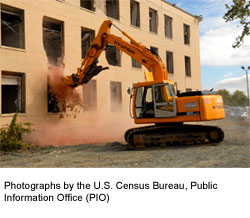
64,20,168,87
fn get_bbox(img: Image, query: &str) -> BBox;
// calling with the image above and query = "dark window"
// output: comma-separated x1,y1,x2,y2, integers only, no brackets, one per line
130,0,140,27
186,88,192,92
1,72,25,114
132,58,142,68
80,0,95,11
164,15,172,38
43,16,64,66
149,8,157,33
81,27,95,59
105,44,121,66
185,56,191,77
166,51,174,74
82,79,97,111
1,4,25,49
106,0,119,20
150,46,158,56
184,24,190,45
110,81,122,112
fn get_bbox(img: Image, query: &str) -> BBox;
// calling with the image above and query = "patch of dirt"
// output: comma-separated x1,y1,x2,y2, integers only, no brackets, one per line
0,118,249,168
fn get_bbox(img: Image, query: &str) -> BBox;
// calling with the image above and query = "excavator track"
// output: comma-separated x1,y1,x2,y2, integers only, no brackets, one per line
124,124,224,149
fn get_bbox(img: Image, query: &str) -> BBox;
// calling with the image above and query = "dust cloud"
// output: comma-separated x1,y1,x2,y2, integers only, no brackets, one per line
27,113,133,146
26,66,134,146
47,66,81,113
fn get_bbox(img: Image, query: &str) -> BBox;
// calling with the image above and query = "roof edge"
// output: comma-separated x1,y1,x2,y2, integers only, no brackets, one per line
161,0,203,22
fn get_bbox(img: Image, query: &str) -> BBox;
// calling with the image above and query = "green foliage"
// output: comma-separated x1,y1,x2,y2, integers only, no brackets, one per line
217,89,232,105
0,114,33,151
217,89,248,106
231,90,248,106
223,0,250,48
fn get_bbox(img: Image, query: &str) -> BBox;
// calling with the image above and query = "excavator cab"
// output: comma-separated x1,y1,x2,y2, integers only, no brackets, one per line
133,81,177,120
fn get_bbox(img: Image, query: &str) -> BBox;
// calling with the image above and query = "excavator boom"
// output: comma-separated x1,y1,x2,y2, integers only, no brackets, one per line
64,20,168,87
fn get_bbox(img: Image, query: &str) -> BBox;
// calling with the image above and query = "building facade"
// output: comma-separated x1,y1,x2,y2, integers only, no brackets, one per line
0,0,202,137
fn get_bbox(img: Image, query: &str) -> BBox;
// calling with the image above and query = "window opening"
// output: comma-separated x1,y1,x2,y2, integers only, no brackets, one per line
130,0,140,27
132,58,141,68
166,51,174,74
164,15,172,38
1,4,25,49
185,56,191,77
80,0,95,11
1,72,25,114
105,44,121,66
184,24,190,45
110,81,122,112
150,46,158,56
81,27,95,59
82,79,97,111
43,16,64,66
106,0,119,20
43,17,65,113
149,8,157,33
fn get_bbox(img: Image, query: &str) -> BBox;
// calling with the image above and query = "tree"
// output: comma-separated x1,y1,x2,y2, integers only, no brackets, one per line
217,89,248,106
231,90,248,106
223,0,250,48
217,89,232,105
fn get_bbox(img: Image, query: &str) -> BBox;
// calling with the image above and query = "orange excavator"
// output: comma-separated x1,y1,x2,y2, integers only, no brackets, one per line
64,20,225,149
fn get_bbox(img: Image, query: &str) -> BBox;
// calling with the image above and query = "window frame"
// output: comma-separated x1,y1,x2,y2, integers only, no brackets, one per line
106,0,120,20
184,23,190,45
81,27,95,59
149,8,158,34
1,4,25,49
130,0,140,28
166,51,174,74
1,71,26,114
164,14,173,39
110,81,122,112
82,79,97,111
185,56,191,77
80,0,96,11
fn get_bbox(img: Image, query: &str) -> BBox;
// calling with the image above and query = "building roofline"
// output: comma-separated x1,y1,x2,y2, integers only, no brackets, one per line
162,0,203,22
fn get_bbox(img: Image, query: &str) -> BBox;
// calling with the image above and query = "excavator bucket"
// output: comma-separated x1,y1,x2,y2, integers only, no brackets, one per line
105,45,119,66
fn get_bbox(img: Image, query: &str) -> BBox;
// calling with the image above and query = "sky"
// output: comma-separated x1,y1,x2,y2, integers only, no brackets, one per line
167,0,250,95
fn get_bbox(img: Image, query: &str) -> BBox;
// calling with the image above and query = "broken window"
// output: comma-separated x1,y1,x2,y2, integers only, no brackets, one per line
110,81,122,112
1,72,25,114
105,44,121,66
82,79,97,111
48,80,60,113
80,0,95,11
164,15,172,38
43,16,64,66
185,56,191,77
149,8,158,33
130,0,140,27
150,46,158,56
184,24,190,45
166,51,174,74
106,0,119,20
81,27,95,59
1,4,25,49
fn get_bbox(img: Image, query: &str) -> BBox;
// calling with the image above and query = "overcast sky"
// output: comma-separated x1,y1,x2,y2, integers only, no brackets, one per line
168,0,250,94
